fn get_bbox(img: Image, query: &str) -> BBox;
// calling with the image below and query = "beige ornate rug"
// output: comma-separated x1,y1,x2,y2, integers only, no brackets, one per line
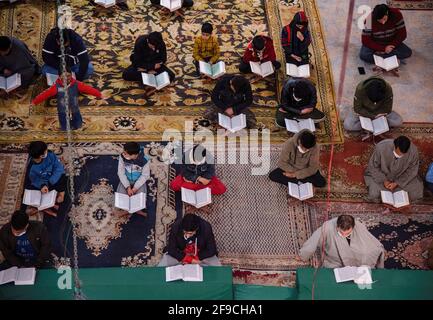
0,0,342,144
387,0,433,10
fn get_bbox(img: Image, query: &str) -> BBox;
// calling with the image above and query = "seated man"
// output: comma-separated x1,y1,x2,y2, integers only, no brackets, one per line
193,22,220,77
158,213,221,267
42,27,93,81
122,31,175,85
239,35,281,74
360,4,412,64
116,142,150,217
170,144,226,195
344,76,402,132
425,162,433,193
281,11,311,65
0,36,39,90
205,74,256,129
364,136,424,203
275,78,324,127
269,129,326,188
299,214,385,268
26,141,67,211
150,0,193,8
0,211,51,270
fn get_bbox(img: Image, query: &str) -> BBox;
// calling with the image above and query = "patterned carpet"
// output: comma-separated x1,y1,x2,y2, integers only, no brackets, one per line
387,0,433,10
0,0,342,144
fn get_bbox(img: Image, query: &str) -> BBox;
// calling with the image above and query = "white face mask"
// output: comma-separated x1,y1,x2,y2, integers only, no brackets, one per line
15,230,26,237
338,230,352,239
293,92,302,102
393,150,403,159
297,145,308,154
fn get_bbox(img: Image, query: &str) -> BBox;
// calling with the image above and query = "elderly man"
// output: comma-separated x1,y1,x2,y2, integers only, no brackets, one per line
364,135,424,203
299,214,385,268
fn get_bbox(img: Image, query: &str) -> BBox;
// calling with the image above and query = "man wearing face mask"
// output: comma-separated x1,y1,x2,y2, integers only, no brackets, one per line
299,214,385,268
158,214,221,267
269,129,326,188
0,211,51,270
364,135,424,203
281,11,311,66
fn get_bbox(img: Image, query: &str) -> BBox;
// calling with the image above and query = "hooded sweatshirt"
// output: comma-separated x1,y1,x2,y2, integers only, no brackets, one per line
353,76,393,118
281,11,311,59
242,35,277,63
28,151,65,189
117,150,150,190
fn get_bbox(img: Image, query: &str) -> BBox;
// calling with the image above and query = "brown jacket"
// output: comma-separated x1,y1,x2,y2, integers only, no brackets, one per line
277,129,320,179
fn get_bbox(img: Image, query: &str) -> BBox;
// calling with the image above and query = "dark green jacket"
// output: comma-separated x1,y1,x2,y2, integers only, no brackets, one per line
0,221,51,268
353,76,393,118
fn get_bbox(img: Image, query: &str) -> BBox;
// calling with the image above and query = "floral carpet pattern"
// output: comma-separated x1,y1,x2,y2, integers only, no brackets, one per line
0,0,342,144
387,0,433,10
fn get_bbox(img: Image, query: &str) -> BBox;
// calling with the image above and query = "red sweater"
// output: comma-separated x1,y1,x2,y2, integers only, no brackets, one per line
362,8,407,52
32,78,102,105
242,35,277,63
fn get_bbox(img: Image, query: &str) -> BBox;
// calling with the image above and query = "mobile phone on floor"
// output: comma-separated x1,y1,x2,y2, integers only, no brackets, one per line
358,67,366,75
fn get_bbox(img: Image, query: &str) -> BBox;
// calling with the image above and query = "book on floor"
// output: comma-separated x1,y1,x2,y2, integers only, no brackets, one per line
359,116,389,136
199,61,226,79
181,187,211,208
166,264,203,282
0,267,36,286
373,54,399,72
218,113,246,133
94,0,116,8
160,0,182,11
141,71,170,90
249,61,274,78
23,189,57,211
286,63,310,78
285,118,315,133
380,190,409,208
0,73,21,93
334,266,373,284
114,192,146,214
46,72,76,86
288,182,313,201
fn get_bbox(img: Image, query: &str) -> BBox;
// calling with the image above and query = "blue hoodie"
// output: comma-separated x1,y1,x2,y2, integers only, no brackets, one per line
29,151,65,189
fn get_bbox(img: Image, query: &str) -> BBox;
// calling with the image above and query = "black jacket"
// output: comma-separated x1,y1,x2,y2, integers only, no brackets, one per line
181,149,215,183
280,78,317,115
0,221,51,268
130,35,167,71
42,28,90,81
167,216,218,261
211,75,253,114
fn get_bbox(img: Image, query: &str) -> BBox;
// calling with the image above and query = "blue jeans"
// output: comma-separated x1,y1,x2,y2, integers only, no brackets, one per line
41,62,94,80
359,43,412,64
58,108,82,131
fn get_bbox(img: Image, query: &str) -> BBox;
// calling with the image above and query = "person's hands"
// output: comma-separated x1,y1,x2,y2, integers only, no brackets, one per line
190,258,200,264
137,68,146,72
301,107,314,114
183,176,193,183
284,171,296,178
127,187,134,197
296,31,305,42
131,187,138,195
197,177,211,185
41,186,49,194
375,113,388,118
154,63,161,69
279,107,287,113
388,182,398,191
225,107,234,117
148,70,157,75
3,69,12,76
385,45,395,54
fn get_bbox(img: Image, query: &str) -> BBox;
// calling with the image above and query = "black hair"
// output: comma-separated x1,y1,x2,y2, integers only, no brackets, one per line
365,78,386,102
293,81,311,101
0,36,12,51
181,214,200,232
252,35,265,51
28,141,48,158
373,4,389,20
230,75,249,93
201,22,213,34
299,130,316,149
394,135,411,153
124,142,140,155
337,215,355,231
11,210,29,231
147,31,163,48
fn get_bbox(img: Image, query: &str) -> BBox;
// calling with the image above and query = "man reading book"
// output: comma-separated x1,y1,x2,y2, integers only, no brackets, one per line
0,211,51,270
25,141,67,214
299,214,385,268
275,78,325,127
158,214,221,267
239,35,281,74
344,76,402,132
122,31,175,86
281,11,311,66
364,136,423,203
170,144,226,195
193,22,220,77
269,129,326,188
205,75,256,129
360,4,412,64
0,36,39,91
116,142,150,217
